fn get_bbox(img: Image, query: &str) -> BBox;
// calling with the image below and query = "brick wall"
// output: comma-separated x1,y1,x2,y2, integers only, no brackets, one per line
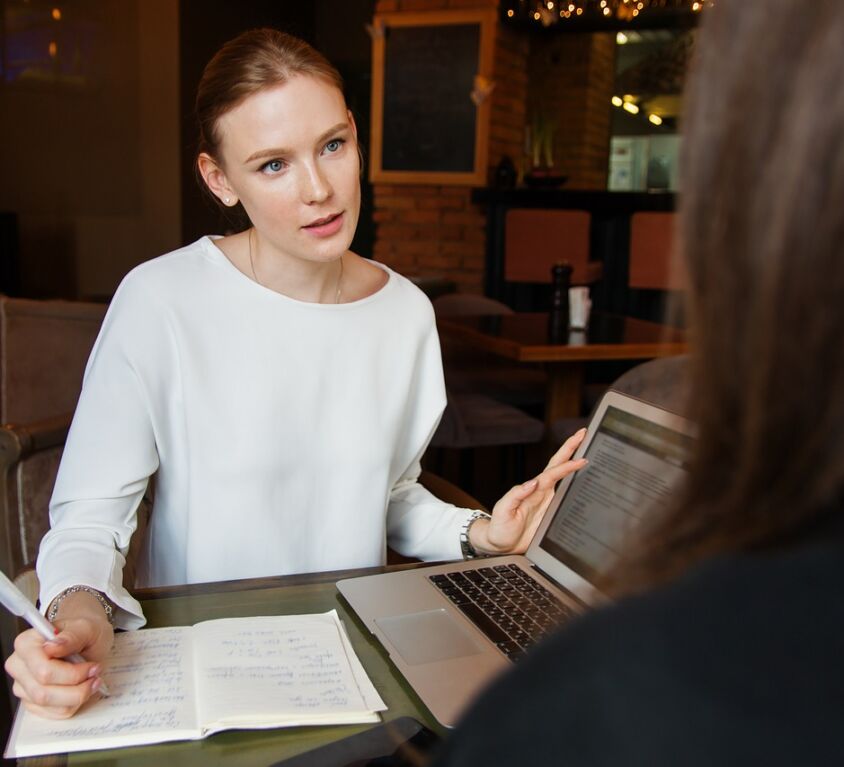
371,0,613,292
528,33,615,189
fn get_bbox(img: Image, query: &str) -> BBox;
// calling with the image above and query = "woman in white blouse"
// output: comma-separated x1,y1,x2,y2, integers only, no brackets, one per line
4,29,586,718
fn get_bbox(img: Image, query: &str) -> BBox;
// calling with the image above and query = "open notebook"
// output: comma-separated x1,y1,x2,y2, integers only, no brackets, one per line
5,610,386,758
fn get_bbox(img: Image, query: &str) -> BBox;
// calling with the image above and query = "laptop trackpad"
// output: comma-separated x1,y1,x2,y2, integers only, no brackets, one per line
376,609,484,665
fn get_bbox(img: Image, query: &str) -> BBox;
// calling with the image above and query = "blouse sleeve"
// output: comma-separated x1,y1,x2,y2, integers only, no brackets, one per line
36,272,170,629
385,300,480,562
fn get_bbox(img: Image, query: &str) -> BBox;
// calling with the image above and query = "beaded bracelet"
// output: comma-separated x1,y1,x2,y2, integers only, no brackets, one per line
46,585,115,625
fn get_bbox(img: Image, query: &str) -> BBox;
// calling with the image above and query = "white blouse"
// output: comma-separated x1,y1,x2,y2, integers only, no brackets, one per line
37,237,475,628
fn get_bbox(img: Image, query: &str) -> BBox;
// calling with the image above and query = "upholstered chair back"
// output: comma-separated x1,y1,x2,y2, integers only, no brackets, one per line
0,295,106,425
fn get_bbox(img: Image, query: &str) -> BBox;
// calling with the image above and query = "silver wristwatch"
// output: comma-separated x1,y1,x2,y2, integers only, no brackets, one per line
460,511,491,560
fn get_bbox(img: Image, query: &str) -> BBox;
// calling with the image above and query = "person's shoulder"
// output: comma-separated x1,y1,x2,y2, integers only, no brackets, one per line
119,236,216,291
370,260,433,311
348,255,435,322
101,237,219,329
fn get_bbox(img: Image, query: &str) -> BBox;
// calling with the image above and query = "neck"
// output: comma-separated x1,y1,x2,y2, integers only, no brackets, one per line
248,228,344,304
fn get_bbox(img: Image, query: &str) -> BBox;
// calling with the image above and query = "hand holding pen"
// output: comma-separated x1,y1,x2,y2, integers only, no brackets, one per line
1,570,113,718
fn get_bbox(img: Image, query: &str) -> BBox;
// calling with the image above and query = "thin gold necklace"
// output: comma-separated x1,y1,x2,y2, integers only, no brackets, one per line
248,228,343,303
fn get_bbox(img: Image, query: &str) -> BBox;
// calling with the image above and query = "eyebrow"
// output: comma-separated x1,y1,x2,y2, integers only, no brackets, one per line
243,122,350,164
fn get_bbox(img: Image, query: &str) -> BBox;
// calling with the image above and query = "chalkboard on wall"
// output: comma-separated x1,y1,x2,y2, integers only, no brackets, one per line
369,10,495,186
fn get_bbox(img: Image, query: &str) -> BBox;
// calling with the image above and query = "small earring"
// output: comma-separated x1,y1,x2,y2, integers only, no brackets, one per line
224,197,231,205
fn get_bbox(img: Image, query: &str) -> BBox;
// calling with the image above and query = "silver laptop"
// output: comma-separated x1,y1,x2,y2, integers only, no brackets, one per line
338,390,694,727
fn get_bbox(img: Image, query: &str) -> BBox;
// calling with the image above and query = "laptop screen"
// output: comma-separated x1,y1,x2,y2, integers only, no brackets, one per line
539,405,693,583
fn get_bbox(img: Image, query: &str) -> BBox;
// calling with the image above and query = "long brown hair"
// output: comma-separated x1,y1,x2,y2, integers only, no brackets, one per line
606,0,844,595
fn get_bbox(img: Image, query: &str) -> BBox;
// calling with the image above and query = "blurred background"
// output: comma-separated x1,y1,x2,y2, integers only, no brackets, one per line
0,0,701,301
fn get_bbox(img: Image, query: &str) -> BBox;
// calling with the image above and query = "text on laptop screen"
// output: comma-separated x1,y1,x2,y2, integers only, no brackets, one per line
539,405,693,583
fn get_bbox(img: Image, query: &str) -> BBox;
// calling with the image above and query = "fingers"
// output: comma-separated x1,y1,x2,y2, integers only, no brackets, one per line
540,456,588,488
14,677,98,720
545,427,588,470
493,477,539,513
41,629,88,661
6,629,102,718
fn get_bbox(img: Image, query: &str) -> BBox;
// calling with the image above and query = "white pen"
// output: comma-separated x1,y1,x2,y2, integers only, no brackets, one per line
0,570,111,697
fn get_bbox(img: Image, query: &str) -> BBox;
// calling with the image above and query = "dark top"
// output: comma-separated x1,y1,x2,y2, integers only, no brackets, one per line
431,512,844,766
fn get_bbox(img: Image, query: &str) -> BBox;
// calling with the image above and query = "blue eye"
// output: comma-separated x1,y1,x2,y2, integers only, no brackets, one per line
324,139,345,154
261,159,285,174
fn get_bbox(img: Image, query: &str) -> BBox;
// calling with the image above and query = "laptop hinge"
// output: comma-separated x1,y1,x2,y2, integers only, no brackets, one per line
530,564,591,610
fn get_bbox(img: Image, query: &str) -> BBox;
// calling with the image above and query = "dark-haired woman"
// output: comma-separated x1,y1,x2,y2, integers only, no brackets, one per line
432,1,844,764
4,29,587,719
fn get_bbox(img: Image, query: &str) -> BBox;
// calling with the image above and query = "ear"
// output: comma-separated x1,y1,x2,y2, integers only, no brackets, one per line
197,152,238,207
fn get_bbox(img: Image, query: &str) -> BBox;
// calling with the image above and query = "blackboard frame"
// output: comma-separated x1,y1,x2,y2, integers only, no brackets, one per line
369,9,496,186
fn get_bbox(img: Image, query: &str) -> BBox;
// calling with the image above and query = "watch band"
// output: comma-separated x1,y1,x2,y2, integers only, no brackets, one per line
460,511,491,560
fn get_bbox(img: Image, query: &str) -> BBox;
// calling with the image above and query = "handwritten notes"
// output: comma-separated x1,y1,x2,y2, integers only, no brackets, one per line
6,611,385,759
195,614,383,728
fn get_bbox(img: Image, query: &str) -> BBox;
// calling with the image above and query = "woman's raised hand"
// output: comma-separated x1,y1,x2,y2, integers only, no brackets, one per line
469,428,588,556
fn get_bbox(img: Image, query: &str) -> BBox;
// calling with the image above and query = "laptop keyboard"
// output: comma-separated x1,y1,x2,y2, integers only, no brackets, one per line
428,564,576,661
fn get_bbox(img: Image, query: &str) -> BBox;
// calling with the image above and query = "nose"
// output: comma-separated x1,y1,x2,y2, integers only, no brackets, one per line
299,161,332,204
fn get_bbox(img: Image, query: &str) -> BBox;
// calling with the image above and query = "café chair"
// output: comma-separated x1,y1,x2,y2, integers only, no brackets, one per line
627,212,687,325
428,387,544,494
503,209,603,311
550,354,691,446
0,295,106,424
0,417,153,659
433,293,546,410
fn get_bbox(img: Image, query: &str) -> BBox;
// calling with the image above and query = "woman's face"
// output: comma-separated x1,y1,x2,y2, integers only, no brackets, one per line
206,75,360,265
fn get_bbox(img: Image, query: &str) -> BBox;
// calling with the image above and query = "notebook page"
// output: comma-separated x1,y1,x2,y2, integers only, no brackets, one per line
6,626,199,758
335,614,387,712
194,611,383,731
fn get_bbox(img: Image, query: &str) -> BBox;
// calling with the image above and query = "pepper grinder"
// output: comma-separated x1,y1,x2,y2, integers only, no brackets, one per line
548,262,572,343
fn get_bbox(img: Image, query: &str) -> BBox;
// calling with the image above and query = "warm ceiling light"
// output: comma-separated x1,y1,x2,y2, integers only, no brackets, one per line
692,1,702,9
48,40,57,57
648,113,663,125
623,102,640,114
507,8,514,17
612,95,624,107
603,6,611,15
547,1,554,9
51,7,61,20
533,10,541,19
576,6,583,14
616,31,628,44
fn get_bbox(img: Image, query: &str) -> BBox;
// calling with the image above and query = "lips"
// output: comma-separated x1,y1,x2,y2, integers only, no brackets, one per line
302,212,344,237
304,212,340,229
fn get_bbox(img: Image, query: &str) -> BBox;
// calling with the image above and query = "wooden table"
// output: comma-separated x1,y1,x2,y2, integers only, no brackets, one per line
437,311,687,426
17,565,440,767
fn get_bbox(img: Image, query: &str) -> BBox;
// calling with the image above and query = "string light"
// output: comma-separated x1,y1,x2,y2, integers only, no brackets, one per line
648,113,663,125
504,0,714,25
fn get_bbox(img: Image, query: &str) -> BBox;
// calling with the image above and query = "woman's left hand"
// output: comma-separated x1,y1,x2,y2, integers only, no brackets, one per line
469,428,588,556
